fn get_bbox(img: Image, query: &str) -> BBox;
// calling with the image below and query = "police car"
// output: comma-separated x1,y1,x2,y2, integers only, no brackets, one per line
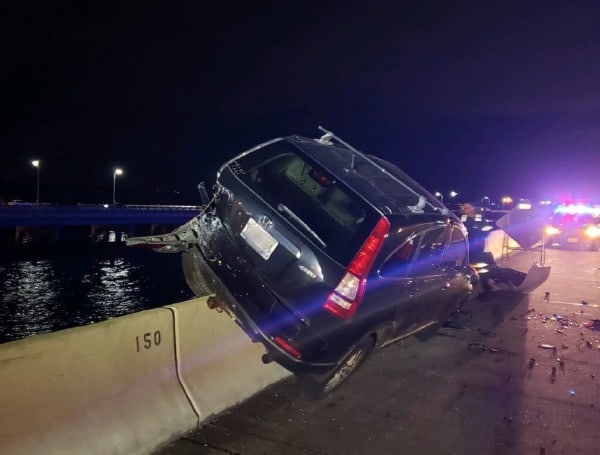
544,203,600,251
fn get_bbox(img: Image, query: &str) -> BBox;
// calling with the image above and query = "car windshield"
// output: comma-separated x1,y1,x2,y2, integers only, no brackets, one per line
229,140,379,265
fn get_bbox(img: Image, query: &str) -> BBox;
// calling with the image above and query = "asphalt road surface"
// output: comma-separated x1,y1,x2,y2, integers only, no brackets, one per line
157,247,600,455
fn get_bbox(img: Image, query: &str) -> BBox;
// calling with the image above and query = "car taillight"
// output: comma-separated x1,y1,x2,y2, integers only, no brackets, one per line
324,217,390,319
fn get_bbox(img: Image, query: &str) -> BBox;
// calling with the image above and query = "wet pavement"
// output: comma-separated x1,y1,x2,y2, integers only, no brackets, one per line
156,247,600,455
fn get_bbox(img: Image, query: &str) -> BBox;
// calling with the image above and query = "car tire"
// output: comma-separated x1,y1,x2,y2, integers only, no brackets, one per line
181,249,214,296
300,335,375,398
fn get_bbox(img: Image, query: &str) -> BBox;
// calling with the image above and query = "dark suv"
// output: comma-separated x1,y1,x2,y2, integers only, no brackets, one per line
129,128,476,394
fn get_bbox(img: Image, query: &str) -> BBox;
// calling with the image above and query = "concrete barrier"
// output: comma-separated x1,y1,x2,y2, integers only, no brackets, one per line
164,300,290,422
0,308,197,455
0,298,290,455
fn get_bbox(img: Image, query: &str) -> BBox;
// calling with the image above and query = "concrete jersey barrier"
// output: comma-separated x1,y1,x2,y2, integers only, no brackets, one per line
0,298,289,455
164,300,290,422
0,308,196,455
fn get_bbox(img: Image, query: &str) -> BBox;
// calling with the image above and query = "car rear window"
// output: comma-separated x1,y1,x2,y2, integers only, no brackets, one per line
229,140,379,265
298,141,447,216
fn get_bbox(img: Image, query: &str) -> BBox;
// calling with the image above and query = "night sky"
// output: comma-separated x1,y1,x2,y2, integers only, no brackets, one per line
2,2,600,205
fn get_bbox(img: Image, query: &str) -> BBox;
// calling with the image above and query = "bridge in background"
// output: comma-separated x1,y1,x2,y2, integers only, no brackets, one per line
0,204,201,227
0,204,201,245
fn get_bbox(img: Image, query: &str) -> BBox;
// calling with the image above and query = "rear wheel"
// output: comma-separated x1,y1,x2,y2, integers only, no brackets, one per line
300,335,375,398
181,250,214,296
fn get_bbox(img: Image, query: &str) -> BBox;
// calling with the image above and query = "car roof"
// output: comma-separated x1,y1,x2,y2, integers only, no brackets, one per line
288,135,456,221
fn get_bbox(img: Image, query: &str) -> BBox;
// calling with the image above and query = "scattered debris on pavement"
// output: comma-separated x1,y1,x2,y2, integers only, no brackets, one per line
583,319,600,331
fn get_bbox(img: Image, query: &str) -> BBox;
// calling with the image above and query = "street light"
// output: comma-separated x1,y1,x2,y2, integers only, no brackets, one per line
113,168,123,204
449,190,458,199
434,191,444,202
31,160,40,204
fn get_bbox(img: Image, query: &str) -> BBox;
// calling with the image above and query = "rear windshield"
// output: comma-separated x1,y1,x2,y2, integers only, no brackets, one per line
298,140,448,216
229,140,379,265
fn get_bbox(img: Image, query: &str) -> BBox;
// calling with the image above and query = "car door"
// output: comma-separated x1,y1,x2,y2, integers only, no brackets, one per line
379,226,454,336
437,225,471,319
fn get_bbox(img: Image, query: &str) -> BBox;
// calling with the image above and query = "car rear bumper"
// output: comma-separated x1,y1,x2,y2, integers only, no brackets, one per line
191,243,336,375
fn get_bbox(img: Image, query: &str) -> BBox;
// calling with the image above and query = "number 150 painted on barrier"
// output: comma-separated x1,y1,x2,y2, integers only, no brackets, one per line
135,331,162,352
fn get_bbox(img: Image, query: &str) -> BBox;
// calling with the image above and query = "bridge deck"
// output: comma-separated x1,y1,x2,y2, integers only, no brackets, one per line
0,204,201,227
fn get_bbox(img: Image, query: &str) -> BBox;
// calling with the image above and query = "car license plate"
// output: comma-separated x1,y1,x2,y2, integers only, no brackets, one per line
567,237,579,243
241,218,278,260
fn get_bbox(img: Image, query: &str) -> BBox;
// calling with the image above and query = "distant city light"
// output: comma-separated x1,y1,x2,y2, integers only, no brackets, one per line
501,196,513,209
517,202,532,210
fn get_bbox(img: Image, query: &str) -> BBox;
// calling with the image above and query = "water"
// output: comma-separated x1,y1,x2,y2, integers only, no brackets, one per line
0,247,194,344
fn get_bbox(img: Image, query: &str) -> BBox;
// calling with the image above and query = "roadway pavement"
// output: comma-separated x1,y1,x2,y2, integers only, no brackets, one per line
155,247,600,455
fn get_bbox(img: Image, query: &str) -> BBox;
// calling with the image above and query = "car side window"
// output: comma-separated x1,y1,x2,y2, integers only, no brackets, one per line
408,227,448,277
442,226,468,269
379,237,417,278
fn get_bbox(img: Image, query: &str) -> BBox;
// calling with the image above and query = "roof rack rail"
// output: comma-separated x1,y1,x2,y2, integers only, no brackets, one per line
314,126,447,215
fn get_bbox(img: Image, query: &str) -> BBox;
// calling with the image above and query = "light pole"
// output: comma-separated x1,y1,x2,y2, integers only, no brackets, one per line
434,191,444,203
113,168,123,204
31,160,40,204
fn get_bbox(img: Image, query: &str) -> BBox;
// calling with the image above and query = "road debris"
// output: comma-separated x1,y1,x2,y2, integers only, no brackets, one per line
442,321,471,331
583,319,600,331
468,342,499,353
539,344,556,350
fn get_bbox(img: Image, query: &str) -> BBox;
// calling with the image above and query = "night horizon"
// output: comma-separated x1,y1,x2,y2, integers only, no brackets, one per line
2,2,600,206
